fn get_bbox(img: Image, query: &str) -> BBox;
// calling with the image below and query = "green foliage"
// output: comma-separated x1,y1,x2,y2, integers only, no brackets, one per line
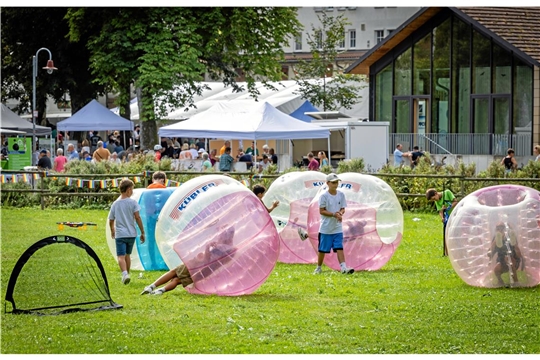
0,181,40,207
65,7,302,149
336,158,365,174
1,209,539,354
1,8,104,115
293,12,366,111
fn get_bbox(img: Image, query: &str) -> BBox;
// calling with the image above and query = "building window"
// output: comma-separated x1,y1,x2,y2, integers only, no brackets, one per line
387,29,394,35
295,32,302,51
375,30,385,44
316,30,323,49
339,31,345,49
281,66,289,80
349,29,356,48
361,24,365,31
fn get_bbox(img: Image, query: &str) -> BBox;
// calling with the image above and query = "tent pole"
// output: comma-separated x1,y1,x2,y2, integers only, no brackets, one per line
289,139,293,171
327,134,331,169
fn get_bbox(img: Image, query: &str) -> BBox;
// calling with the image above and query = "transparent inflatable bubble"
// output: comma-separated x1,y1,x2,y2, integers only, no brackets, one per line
446,185,540,288
306,172,403,271
106,188,177,271
263,171,327,263
155,175,280,296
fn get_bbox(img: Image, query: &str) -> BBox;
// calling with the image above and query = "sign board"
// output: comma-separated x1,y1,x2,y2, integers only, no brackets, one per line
7,137,32,170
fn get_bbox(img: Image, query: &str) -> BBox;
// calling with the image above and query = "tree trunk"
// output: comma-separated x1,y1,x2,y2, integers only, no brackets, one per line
136,87,158,151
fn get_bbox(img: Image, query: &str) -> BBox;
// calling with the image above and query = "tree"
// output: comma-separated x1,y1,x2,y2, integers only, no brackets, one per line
0,8,105,123
66,7,302,149
293,12,366,111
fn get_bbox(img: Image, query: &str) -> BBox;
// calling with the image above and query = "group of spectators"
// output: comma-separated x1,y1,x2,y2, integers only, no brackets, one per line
215,140,278,173
305,151,329,171
393,144,426,169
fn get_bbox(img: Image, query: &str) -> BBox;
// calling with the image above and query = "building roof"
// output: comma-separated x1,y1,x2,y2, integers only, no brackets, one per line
346,7,540,75
284,50,367,63
456,7,540,64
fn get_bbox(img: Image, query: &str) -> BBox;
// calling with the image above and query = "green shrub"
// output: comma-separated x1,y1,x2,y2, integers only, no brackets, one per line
336,157,365,173
0,181,40,207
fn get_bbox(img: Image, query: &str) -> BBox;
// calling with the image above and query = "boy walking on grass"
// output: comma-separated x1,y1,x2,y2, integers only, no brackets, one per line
108,179,146,284
312,173,354,275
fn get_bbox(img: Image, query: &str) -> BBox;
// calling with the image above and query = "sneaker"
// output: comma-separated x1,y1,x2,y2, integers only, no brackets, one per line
313,267,322,274
298,228,309,241
341,267,354,274
122,273,131,285
151,288,164,296
140,285,154,295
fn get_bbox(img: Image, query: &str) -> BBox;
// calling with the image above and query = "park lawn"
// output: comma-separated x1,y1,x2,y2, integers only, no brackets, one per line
1,208,538,354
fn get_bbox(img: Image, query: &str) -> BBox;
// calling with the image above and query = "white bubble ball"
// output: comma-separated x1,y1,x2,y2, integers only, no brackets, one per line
447,185,540,288
306,172,403,271
263,171,327,263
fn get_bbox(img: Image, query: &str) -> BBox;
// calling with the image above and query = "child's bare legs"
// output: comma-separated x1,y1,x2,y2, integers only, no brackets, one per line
493,263,504,285
125,254,131,273
317,252,325,266
117,255,128,272
152,269,178,288
336,249,345,264
142,269,180,295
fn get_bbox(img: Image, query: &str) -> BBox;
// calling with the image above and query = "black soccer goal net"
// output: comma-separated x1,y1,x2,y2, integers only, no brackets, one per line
4,235,122,315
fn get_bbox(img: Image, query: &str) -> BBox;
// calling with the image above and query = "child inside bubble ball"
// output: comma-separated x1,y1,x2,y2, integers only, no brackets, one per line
253,184,279,213
141,226,236,295
487,222,524,286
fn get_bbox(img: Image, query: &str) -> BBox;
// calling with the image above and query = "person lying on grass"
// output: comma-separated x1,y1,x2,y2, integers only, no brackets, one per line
141,226,236,295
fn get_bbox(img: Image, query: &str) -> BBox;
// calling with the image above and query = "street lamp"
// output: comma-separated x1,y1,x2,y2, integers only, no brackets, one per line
32,47,57,165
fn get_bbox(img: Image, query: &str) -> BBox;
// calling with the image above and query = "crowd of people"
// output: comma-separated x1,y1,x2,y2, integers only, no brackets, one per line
31,129,281,174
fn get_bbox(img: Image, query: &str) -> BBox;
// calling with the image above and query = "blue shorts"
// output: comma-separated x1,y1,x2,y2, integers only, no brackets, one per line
318,233,343,253
115,237,136,256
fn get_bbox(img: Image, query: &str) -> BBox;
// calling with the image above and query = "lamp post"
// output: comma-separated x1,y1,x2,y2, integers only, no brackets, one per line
32,47,57,165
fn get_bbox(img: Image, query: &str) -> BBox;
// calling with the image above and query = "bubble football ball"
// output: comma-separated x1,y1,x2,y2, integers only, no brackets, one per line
106,187,177,271
306,172,403,271
446,185,540,288
155,175,280,296
263,171,327,264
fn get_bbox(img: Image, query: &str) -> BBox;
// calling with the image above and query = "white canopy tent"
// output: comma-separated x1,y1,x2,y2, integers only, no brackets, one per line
109,79,369,122
159,101,331,170
158,101,330,140
166,80,306,120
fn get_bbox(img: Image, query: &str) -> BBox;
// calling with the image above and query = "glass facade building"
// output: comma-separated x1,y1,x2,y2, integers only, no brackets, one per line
351,8,539,156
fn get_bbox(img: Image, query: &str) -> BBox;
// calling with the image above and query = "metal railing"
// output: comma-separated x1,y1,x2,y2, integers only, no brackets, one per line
390,133,532,156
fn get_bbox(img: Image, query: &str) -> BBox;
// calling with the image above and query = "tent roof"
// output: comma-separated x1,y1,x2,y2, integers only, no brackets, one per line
1,104,52,136
57,100,134,131
0,128,26,135
158,101,330,140
289,100,320,122
165,80,305,120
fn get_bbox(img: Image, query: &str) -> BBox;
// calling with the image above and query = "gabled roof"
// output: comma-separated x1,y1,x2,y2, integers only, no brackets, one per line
456,7,540,64
57,100,134,131
346,7,540,75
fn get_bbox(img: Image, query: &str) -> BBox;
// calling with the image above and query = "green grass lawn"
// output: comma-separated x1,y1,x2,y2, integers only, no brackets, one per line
1,208,538,354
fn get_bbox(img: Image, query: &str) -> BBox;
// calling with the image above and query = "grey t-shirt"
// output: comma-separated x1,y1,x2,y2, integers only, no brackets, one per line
318,190,347,234
108,197,141,238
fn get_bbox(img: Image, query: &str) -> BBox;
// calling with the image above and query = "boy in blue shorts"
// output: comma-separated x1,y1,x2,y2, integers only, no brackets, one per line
313,173,354,275
108,179,146,284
